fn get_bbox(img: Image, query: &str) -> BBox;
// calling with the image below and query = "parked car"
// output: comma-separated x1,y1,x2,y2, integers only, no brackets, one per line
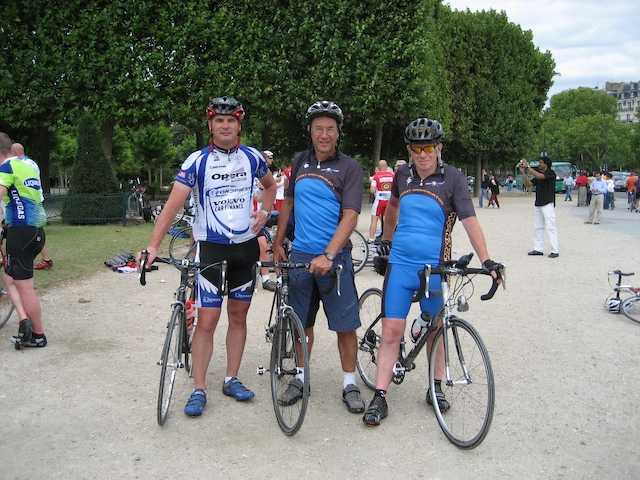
611,171,630,192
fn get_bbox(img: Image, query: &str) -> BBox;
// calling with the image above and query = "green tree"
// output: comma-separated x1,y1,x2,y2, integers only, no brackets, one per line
437,7,555,189
62,113,121,224
50,125,78,190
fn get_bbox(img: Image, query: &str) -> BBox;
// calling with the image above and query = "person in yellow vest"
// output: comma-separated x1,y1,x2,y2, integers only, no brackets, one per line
0,134,47,347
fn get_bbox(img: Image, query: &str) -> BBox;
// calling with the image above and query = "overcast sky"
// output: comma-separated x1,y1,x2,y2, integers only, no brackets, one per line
445,0,640,100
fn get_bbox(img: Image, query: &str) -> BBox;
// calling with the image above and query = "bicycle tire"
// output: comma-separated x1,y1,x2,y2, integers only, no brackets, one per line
169,226,196,263
0,288,15,330
356,288,383,390
429,317,494,449
183,284,197,375
621,296,640,324
350,230,369,274
157,305,182,426
270,309,309,435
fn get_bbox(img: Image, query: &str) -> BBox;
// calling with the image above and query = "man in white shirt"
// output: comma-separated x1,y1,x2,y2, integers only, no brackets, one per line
585,172,607,224
563,175,575,202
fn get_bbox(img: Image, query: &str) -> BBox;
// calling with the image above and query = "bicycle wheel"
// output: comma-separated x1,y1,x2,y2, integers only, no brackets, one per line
429,317,494,449
621,296,640,324
356,288,383,389
182,284,197,375
169,225,195,262
270,309,309,435
350,230,369,274
0,288,15,330
157,305,183,426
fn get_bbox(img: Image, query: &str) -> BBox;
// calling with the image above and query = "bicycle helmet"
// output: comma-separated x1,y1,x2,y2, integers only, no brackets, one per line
207,96,245,122
606,297,621,313
404,118,443,144
305,101,344,128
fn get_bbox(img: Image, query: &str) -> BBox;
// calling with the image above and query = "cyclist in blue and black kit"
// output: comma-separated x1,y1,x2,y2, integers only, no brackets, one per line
142,97,277,417
272,101,366,414
363,118,502,426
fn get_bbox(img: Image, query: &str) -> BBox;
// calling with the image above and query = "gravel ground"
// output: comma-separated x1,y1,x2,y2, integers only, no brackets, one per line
1,194,639,480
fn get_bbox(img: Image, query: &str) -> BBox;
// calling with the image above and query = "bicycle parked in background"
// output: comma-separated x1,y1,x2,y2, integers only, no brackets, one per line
357,253,505,449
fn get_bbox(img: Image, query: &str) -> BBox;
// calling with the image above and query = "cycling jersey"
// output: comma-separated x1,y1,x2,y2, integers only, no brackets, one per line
0,157,46,227
175,145,269,244
372,170,394,201
389,163,474,266
286,149,363,255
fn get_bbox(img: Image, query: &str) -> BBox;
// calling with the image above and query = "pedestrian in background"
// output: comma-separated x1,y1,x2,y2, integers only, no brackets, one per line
585,172,607,224
575,171,588,206
563,174,575,202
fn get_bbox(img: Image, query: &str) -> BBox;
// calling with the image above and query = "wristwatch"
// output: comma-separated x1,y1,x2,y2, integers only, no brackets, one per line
324,251,336,261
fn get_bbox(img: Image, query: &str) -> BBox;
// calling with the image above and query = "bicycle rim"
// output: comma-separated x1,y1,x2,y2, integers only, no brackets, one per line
157,307,181,426
270,310,309,435
350,230,368,274
622,296,640,324
429,318,494,449
356,288,383,389
0,289,15,330
169,226,196,262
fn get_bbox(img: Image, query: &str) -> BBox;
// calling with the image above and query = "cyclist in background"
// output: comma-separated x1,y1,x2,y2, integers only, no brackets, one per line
368,160,394,243
141,97,276,417
363,118,501,426
0,133,47,348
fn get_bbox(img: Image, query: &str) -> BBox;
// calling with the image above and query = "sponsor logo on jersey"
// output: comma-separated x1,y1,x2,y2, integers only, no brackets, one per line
320,167,340,173
211,169,247,182
210,197,246,211
24,178,41,189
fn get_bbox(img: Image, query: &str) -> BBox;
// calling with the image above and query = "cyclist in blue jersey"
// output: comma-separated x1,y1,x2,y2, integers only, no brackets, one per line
362,118,501,426
272,101,366,414
0,133,47,348
142,97,277,417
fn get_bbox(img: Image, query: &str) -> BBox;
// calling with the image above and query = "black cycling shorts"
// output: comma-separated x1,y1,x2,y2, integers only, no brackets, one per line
195,237,259,308
4,226,45,280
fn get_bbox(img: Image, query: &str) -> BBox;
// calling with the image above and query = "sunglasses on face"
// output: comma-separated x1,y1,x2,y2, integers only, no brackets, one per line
409,144,437,154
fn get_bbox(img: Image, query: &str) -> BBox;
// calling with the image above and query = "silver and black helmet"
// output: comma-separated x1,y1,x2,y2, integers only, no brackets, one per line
404,118,443,144
207,96,245,121
305,100,344,128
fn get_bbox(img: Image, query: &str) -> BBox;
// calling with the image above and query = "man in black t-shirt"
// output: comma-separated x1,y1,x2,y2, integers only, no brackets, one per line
519,153,559,258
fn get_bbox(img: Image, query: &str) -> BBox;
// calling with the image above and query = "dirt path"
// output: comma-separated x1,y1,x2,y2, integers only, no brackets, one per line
1,196,639,480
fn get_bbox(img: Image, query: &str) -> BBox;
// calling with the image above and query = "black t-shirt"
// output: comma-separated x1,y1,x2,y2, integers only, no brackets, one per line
531,168,556,207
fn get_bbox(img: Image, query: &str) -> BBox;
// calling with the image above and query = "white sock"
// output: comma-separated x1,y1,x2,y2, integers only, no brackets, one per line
224,376,234,383
296,367,304,382
343,371,356,389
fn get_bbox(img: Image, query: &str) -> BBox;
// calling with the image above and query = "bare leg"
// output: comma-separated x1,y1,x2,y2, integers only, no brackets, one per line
368,215,378,241
225,299,251,377
2,272,27,321
337,330,358,372
374,318,404,390
191,307,221,390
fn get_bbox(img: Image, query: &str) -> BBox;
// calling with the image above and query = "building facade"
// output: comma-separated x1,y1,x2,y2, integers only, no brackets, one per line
605,81,639,123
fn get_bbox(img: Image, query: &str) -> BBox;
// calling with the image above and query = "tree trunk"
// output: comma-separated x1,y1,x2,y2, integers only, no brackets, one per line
28,126,51,194
475,156,483,197
159,166,163,189
101,118,115,162
372,121,384,166
195,130,204,148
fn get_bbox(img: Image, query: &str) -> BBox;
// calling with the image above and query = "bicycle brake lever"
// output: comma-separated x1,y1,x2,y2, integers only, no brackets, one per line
336,264,343,297
139,251,148,286
500,267,507,290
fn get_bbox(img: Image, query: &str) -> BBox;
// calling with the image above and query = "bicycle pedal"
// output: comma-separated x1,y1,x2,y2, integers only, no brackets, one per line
256,365,268,375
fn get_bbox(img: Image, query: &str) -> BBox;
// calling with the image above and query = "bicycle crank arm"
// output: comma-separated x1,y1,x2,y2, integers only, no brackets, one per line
256,365,269,375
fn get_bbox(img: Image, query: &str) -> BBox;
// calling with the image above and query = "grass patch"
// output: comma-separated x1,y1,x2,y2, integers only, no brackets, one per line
33,222,170,291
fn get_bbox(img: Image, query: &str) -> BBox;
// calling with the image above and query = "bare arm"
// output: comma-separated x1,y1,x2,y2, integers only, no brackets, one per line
143,182,191,264
252,172,277,233
381,197,399,241
460,216,490,264
325,209,358,258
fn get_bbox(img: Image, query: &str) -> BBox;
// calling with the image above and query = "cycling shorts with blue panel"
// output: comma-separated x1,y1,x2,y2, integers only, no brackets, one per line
288,249,360,332
195,238,259,308
382,263,443,320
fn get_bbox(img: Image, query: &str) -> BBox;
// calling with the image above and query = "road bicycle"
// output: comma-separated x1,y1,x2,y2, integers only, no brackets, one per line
604,270,640,324
139,250,227,425
349,229,369,274
256,260,343,435
356,253,505,449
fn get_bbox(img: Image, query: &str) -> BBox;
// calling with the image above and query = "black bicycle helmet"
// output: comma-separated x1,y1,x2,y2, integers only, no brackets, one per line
207,96,245,121
305,100,344,128
404,118,443,144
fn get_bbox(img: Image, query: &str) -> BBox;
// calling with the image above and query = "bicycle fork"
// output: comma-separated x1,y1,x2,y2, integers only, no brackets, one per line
442,318,472,386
